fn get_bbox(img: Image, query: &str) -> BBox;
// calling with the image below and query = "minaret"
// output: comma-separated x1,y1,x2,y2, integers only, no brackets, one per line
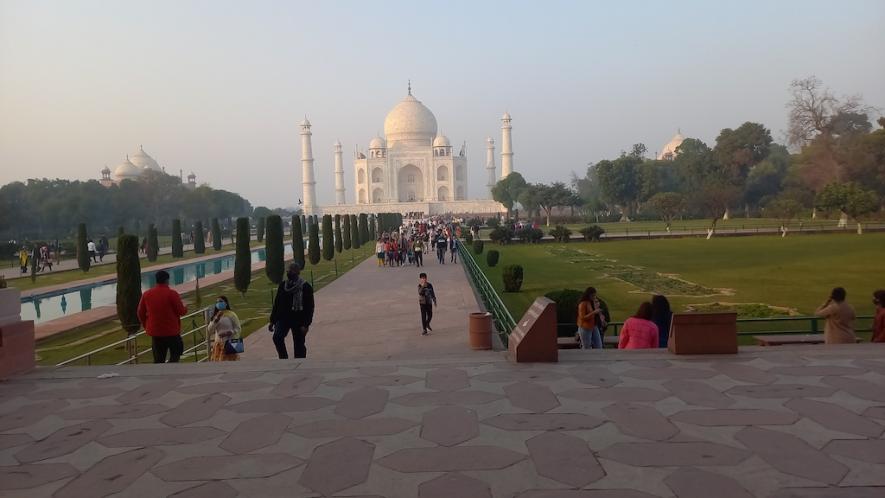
333,140,345,205
485,137,496,197
300,118,317,216
501,112,513,178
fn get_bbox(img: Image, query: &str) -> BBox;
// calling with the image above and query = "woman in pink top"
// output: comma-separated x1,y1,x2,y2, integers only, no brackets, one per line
618,302,659,349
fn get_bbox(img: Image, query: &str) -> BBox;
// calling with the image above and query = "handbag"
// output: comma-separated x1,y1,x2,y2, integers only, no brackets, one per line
223,338,245,355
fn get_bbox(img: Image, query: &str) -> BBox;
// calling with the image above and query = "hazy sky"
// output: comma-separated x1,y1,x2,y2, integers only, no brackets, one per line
2,0,883,208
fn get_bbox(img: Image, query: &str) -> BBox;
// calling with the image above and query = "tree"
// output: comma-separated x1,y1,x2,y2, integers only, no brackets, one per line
537,182,573,226
816,182,879,234
517,183,543,219
646,192,685,230
595,156,640,220
334,215,343,253
492,172,527,218
115,234,142,335
265,215,284,283
171,219,183,257
256,217,266,242
744,144,791,210
342,214,352,250
194,221,205,254
234,217,251,295
358,213,369,245
211,218,222,251
146,224,159,262
787,76,872,149
321,215,334,261
368,214,376,240
291,215,305,270
76,223,90,272
350,214,360,249
252,206,273,220
765,197,803,235
714,122,773,182
308,221,321,265
694,179,742,234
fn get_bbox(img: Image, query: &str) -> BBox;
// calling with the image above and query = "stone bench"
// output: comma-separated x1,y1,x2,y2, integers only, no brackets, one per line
754,334,863,346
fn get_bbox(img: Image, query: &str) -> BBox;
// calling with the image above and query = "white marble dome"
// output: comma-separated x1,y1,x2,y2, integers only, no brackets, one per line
657,131,685,160
432,134,450,147
369,136,386,149
113,156,141,181
129,145,161,171
384,94,438,145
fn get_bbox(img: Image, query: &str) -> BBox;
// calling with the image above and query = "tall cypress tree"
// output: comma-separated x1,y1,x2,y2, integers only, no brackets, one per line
301,214,307,234
234,217,251,296
322,214,334,261
76,223,90,272
211,218,222,251
368,214,376,241
291,215,305,270
146,224,159,262
358,213,369,245
350,214,361,249
171,219,183,257
194,221,206,254
308,221,321,265
256,217,266,242
116,235,142,335
265,215,284,284
342,214,352,250
334,214,343,253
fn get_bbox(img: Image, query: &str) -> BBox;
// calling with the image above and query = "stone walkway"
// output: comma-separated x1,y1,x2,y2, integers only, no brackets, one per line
1,345,884,497
245,255,486,361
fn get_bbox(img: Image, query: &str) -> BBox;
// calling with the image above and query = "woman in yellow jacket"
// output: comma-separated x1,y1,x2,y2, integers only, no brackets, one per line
208,295,242,361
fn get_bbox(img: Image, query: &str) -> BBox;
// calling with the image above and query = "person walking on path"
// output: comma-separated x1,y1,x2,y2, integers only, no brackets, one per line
18,247,29,274
413,237,425,267
418,272,437,335
435,231,447,264
872,289,885,343
269,263,315,358
98,236,108,262
577,287,604,349
375,239,385,267
208,295,242,361
137,270,188,363
814,287,857,344
449,236,458,263
618,302,659,349
651,294,673,348
87,239,98,263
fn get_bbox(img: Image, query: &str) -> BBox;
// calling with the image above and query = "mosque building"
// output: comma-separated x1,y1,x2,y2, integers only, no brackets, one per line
99,145,197,189
302,84,507,216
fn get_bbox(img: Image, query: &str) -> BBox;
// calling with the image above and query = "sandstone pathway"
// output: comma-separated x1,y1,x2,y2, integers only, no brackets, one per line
244,254,489,361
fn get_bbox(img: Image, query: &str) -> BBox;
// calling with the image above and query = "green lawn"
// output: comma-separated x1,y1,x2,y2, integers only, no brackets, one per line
470,233,884,329
37,245,374,366
7,240,261,293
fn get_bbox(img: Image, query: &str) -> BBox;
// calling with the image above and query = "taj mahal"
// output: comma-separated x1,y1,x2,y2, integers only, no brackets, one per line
301,84,508,216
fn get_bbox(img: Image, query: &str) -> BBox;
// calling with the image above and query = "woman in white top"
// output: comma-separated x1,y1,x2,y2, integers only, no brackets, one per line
208,295,242,361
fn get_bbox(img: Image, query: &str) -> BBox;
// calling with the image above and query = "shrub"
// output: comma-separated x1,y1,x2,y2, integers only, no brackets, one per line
489,225,514,245
171,219,183,257
350,214,360,249
256,217,266,242
334,215,343,253
486,217,500,228
502,264,524,292
211,218,222,251
116,235,142,335
308,221,321,265
486,249,500,267
322,215,334,261
342,214,352,250
516,227,544,243
146,224,159,262
544,289,583,326
265,215,284,284
473,240,484,255
234,217,251,295
291,215,305,270
580,225,605,242
194,221,205,253
76,223,90,272
549,225,572,243
358,213,369,245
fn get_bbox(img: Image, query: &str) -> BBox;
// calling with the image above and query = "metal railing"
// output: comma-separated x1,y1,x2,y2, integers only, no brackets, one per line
458,241,516,345
55,307,213,367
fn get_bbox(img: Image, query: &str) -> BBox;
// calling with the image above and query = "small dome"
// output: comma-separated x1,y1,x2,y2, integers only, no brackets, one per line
187,171,196,180
433,134,451,147
113,156,141,181
300,118,311,127
369,136,386,149
383,93,438,146
129,145,161,171
502,111,512,120
101,166,111,174
657,131,685,160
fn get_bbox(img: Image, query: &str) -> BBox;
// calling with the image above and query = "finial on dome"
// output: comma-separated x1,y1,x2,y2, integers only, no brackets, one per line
407,79,411,96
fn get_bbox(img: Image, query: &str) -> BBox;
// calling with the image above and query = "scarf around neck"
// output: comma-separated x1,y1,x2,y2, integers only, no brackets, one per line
282,276,305,311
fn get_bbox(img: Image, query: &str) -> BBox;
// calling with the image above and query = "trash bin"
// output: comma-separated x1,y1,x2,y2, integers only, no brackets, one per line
469,312,492,350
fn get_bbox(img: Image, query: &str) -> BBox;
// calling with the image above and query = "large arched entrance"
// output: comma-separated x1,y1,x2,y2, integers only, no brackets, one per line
398,164,423,202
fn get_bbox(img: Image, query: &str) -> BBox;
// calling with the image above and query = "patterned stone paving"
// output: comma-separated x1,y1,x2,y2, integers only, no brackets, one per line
0,345,883,497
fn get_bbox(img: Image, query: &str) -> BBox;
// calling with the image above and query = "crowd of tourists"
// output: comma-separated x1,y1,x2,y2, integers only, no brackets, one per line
374,217,461,268
576,285,885,350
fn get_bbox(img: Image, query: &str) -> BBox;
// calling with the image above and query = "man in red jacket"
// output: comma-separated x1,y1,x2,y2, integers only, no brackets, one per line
137,270,188,363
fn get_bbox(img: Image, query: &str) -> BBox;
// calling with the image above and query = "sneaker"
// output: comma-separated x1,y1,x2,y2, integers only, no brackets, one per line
427,325,433,332
422,330,428,336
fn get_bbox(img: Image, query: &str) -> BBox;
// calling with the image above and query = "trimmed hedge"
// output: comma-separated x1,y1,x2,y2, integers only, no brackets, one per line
549,225,572,243
76,223,90,272
256,217,266,242
171,219,183,258
473,240,484,255
322,215,334,261
486,249,500,267
211,218,222,251
194,221,206,254
265,215,284,284
308,221,321,265
291,215,305,270
334,214,343,253
234,217,251,295
115,234,142,334
146,224,159,262
502,264,524,292
342,214,352,250
580,225,605,241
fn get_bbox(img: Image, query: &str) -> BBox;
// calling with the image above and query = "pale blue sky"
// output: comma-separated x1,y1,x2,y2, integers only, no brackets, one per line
1,0,883,208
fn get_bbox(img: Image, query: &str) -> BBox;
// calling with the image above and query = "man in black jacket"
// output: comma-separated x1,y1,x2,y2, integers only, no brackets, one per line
418,272,437,335
269,263,315,358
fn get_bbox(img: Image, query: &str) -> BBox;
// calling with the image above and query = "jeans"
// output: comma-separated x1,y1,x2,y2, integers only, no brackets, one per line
273,321,307,359
578,327,602,349
152,335,184,363
420,304,433,332
415,252,423,266
437,248,445,264
450,248,457,262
